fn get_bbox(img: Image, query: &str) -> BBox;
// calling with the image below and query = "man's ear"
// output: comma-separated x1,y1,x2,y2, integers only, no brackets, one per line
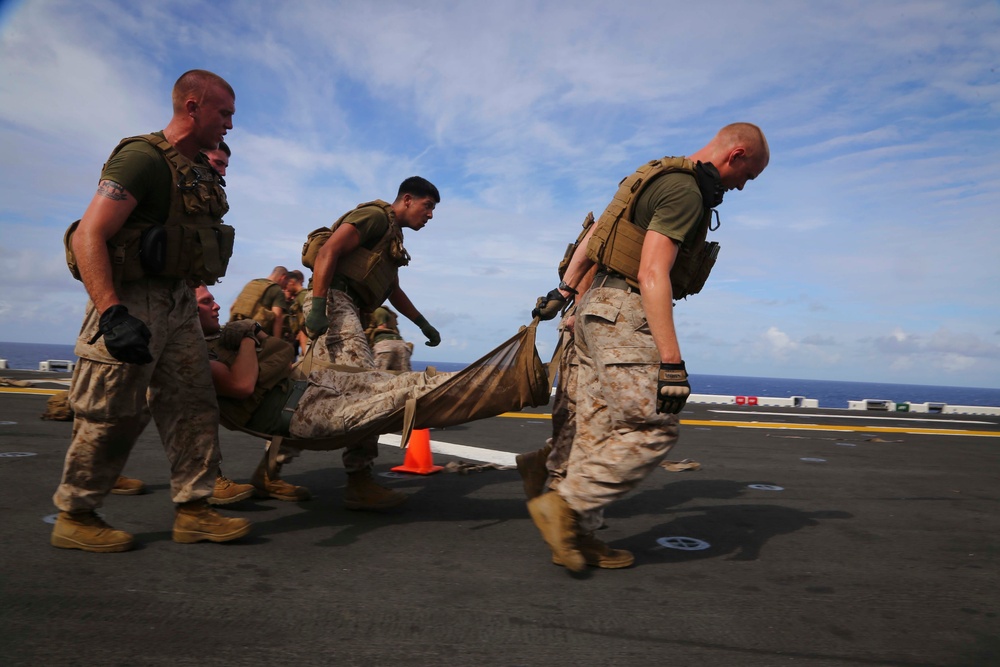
185,98,199,116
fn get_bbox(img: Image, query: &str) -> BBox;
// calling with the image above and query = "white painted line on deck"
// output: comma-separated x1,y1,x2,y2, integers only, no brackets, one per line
377,433,517,467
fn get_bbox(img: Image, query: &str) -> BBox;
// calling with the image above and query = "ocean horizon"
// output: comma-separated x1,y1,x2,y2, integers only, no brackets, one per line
3,340,999,409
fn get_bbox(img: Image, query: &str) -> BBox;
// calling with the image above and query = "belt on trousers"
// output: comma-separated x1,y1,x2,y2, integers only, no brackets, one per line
278,380,309,435
593,271,641,295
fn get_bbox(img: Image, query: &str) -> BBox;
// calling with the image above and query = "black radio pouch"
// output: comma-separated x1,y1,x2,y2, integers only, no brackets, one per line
139,225,167,274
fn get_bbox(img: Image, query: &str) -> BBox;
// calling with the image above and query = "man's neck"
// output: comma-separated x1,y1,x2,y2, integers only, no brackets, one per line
161,122,201,161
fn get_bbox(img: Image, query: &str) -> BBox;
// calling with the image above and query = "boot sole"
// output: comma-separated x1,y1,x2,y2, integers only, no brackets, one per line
552,554,634,569
172,523,251,544
207,488,254,505
109,487,144,496
51,534,134,553
253,486,312,502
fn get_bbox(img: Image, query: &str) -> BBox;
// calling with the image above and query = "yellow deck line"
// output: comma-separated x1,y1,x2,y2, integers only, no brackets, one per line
0,387,66,395
5,395,997,438
499,411,1000,438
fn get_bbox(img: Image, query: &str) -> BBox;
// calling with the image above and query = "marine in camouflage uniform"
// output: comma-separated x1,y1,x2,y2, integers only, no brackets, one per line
302,178,441,510
370,306,412,372
52,70,250,552
526,124,770,572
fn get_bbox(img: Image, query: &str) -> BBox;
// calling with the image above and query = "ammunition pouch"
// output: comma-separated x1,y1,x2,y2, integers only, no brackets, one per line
301,227,331,270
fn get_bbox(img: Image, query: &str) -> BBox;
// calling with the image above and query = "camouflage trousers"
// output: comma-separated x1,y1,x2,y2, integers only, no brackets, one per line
545,314,578,492
557,287,679,533
373,339,412,372
289,368,452,441
54,279,221,512
302,289,378,472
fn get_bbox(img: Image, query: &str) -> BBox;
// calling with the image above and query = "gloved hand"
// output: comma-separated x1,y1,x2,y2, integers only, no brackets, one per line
88,305,153,365
531,288,566,321
414,315,440,347
656,361,690,414
220,319,262,350
304,296,329,335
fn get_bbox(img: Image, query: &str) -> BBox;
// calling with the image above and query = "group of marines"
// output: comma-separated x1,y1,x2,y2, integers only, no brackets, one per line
51,68,769,575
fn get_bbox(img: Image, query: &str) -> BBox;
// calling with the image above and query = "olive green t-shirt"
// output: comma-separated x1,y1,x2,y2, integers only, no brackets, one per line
341,205,391,249
632,171,704,249
331,204,393,301
100,131,173,227
261,282,289,312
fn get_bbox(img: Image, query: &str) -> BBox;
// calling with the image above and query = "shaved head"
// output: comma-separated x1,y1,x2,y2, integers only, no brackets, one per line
172,69,235,115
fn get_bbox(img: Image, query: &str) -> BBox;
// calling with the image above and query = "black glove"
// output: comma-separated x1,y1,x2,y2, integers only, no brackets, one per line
531,288,567,321
414,315,440,347
656,361,690,414
88,305,153,365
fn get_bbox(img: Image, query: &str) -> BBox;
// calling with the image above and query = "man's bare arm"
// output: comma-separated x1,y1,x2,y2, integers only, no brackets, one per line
72,180,139,312
637,231,681,363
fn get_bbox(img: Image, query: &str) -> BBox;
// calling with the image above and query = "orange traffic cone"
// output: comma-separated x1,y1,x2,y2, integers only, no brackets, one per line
392,429,443,475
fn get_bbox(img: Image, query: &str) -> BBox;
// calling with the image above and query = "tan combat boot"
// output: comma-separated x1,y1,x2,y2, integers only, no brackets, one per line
172,499,251,544
51,511,134,553
251,458,311,502
515,443,552,500
552,532,634,569
526,491,585,572
343,470,408,511
110,475,145,496
208,471,255,505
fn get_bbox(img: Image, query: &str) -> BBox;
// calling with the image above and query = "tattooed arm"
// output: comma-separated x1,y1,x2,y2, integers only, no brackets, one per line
72,179,139,312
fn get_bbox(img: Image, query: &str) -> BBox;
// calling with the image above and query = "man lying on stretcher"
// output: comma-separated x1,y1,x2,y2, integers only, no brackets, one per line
197,284,454,511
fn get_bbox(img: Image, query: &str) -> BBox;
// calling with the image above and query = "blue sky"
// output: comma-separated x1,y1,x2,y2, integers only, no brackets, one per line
1,0,998,388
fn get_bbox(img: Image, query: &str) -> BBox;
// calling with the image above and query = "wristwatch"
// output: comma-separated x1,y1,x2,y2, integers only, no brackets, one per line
558,280,578,295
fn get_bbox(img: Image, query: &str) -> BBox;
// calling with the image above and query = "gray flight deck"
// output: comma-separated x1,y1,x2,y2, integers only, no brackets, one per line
1,371,998,666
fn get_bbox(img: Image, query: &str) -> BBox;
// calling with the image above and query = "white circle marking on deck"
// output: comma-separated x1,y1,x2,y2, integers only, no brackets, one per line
800,457,826,462
657,536,711,551
748,484,783,491
0,451,36,457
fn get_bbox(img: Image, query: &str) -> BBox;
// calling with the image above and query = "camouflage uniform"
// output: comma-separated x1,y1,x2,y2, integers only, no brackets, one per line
302,289,378,472
54,279,220,511
556,286,679,533
545,309,578,492
288,368,450,441
373,340,411,372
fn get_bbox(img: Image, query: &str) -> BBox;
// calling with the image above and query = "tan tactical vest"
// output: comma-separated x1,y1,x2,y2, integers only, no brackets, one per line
584,156,719,300
230,279,282,331
301,200,410,310
208,333,295,428
64,134,234,286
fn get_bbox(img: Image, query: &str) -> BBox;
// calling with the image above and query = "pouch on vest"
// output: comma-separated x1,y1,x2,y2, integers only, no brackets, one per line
301,227,332,270
140,225,167,274
160,222,235,285
671,240,719,300
64,220,82,280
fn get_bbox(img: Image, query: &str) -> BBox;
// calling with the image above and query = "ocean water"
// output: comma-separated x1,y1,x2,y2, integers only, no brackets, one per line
3,341,998,409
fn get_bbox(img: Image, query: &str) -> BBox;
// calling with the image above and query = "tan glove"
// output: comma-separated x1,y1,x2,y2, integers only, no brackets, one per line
220,320,262,350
